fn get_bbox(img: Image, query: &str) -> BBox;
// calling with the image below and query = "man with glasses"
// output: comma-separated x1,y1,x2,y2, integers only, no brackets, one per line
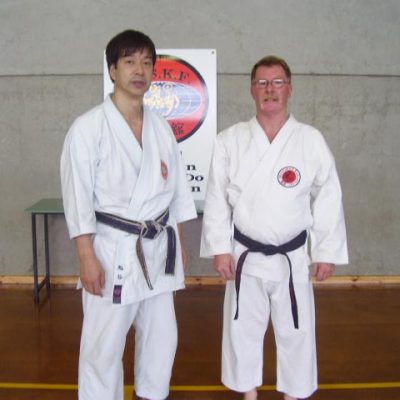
201,56,348,400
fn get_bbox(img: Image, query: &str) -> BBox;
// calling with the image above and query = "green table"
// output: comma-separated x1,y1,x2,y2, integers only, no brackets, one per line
25,198,202,303
25,198,64,303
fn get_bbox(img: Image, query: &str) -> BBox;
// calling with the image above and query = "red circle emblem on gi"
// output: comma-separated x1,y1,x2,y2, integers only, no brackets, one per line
277,166,301,187
161,160,168,180
144,55,209,143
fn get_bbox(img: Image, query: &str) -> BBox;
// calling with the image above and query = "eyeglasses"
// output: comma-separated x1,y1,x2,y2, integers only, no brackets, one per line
252,79,289,89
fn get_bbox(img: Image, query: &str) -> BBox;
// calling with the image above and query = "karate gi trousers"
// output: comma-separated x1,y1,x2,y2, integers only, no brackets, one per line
222,274,318,398
78,290,177,400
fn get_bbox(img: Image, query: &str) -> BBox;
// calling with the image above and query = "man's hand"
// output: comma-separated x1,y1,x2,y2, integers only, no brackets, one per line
214,254,235,280
80,255,105,295
75,234,105,296
312,262,335,281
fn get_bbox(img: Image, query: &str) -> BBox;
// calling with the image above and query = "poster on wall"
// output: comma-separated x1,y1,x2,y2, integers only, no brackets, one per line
104,49,217,211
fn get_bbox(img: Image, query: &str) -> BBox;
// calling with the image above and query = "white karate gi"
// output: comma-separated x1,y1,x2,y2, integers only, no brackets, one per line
201,115,348,398
61,95,197,400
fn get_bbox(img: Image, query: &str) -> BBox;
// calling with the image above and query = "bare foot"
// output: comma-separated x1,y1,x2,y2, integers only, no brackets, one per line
244,388,257,400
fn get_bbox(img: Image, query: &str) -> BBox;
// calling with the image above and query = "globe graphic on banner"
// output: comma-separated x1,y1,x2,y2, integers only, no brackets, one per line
144,55,209,143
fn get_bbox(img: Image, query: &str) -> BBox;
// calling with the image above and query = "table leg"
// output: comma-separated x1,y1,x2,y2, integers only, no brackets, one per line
44,214,51,290
31,214,39,303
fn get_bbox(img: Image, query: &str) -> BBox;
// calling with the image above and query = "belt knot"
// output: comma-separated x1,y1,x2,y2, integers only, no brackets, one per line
141,220,164,238
95,208,176,293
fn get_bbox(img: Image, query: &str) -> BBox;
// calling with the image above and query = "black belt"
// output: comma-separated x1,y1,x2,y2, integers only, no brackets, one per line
233,227,307,329
95,209,176,290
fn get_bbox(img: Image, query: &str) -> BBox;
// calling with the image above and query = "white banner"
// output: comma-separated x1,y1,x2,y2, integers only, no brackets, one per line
104,49,217,211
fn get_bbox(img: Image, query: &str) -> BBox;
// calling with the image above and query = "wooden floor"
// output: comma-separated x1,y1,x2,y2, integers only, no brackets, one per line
0,284,399,400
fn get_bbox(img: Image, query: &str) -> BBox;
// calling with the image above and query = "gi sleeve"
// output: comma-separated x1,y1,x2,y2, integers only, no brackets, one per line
309,134,349,265
60,118,98,239
169,131,197,224
200,135,233,257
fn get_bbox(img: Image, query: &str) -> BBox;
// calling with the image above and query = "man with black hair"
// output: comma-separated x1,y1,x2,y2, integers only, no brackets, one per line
61,30,196,400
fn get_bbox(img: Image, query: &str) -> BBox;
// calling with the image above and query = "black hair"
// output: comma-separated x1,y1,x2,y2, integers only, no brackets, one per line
105,30,157,71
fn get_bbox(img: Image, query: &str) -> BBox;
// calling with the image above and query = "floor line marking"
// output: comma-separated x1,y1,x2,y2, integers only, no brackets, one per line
1,382,400,391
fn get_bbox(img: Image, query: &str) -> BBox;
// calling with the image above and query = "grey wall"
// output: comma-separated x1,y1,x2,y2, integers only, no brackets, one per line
0,0,399,277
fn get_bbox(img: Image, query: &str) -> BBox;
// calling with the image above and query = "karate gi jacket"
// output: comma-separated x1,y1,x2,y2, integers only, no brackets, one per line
201,115,348,281
61,96,197,304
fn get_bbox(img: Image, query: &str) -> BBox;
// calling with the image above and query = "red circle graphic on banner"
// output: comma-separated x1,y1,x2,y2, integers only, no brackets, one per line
144,55,209,143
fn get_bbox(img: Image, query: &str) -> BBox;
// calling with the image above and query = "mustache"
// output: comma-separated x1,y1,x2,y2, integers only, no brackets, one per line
263,95,279,101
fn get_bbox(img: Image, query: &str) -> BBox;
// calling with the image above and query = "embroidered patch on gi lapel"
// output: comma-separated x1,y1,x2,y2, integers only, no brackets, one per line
277,166,301,188
161,160,168,180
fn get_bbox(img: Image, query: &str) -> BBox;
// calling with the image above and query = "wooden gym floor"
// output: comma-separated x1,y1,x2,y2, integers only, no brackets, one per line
0,283,399,400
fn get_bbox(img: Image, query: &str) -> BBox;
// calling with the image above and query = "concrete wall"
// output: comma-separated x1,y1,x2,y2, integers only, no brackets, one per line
0,0,399,277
